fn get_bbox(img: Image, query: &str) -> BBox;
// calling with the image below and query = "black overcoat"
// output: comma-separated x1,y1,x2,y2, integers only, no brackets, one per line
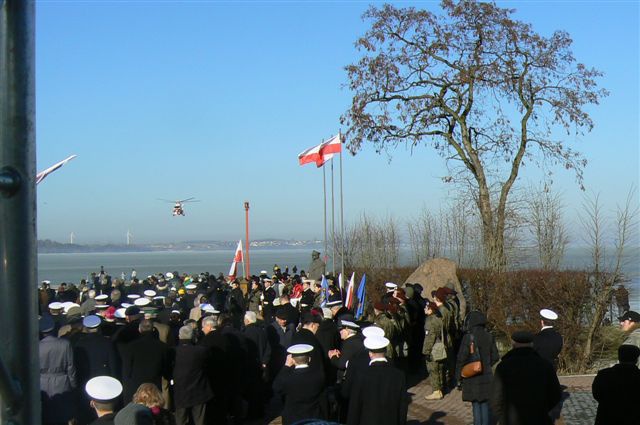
121,332,173,402
592,363,640,425
490,347,561,425
346,360,407,425
173,342,215,409
273,365,327,425
533,327,563,371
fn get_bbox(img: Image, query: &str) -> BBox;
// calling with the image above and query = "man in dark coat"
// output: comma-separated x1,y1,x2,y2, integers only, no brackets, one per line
329,320,365,383
74,315,121,424
346,335,407,425
226,280,246,328
197,315,230,424
277,294,300,328
85,375,123,425
291,311,327,381
300,279,316,312
243,311,271,418
490,331,561,425
592,344,640,425
39,315,78,425
120,319,173,402
266,309,295,381
262,279,277,322
533,309,563,372
273,344,327,425
173,325,214,425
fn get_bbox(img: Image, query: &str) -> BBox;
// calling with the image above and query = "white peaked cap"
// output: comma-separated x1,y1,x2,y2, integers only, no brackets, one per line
120,303,132,308
114,308,127,319
134,298,151,307
85,376,122,401
540,309,558,320
339,320,360,330
185,284,197,290
287,344,314,355
127,294,140,299
385,282,398,289
95,294,108,301
48,301,63,310
143,290,156,297
64,303,80,313
201,304,219,314
364,335,390,351
362,326,385,338
165,272,174,279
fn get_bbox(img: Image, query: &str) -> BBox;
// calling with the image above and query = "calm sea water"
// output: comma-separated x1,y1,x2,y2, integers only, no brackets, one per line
38,246,639,310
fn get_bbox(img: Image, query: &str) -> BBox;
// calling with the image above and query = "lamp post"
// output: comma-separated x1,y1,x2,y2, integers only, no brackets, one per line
244,201,250,277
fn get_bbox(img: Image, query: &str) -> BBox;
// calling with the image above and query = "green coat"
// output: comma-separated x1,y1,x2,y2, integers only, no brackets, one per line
422,314,444,356
438,304,454,348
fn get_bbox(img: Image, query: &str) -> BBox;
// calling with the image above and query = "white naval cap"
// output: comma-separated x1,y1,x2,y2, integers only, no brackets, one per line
364,335,390,351
120,303,132,308
185,284,197,290
540,309,558,321
143,290,156,297
127,294,140,300
165,272,174,279
326,300,343,307
339,320,360,330
83,315,101,329
287,344,314,356
114,308,127,319
95,294,108,301
201,304,220,314
63,303,80,314
385,282,398,290
362,326,385,338
48,301,63,310
85,376,122,401
134,297,151,307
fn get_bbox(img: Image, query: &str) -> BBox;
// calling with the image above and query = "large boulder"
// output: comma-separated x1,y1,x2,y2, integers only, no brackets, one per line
404,258,466,316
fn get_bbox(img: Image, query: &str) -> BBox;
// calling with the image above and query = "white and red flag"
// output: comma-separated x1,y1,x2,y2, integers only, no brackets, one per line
36,154,77,185
228,240,244,279
345,272,356,309
298,134,342,168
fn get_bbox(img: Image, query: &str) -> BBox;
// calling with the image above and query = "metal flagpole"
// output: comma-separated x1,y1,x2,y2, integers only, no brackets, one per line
323,164,328,267
339,130,345,278
331,157,336,276
0,0,40,423
244,202,250,277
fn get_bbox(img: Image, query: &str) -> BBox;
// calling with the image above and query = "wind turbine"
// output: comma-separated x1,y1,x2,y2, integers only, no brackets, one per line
70,232,75,244
126,229,132,246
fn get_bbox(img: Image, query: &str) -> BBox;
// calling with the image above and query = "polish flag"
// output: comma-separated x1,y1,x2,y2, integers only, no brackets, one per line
228,240,243,279
36,155,77,185
316,134,342,167
298,134,342,167
345,273,356,310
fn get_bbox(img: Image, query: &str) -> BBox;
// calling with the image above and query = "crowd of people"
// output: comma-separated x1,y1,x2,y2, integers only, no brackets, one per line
37,258,640,425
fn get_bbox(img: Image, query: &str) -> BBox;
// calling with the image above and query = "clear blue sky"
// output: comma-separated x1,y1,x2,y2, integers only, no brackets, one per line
35,1,639,244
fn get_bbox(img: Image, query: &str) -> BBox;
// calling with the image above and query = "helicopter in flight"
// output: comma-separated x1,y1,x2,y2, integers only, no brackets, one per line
158,197,199,216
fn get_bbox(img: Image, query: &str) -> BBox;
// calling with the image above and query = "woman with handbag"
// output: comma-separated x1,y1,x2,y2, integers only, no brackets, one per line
455,310,499,425
423,302,447,400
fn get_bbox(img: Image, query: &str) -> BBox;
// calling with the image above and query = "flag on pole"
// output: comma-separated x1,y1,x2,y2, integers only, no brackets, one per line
345,272,355,310
228,240,243,280
36,154,77,185
298,134,342,168
320,275,329,307
355,274,366,320
316,134,342,167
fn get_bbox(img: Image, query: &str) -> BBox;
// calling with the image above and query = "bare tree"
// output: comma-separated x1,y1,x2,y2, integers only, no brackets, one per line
578,188,638,371
343,213,400,272
527,184,569,270
342,1,608,270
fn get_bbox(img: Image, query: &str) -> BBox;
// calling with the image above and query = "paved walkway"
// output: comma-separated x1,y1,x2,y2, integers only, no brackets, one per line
264,374,597,425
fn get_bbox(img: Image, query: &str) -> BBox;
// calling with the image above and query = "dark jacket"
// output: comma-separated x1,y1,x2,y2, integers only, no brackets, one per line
291,327,326,382
74,331,120,384
592,363,640,425
332,333,366,381
455,311,499,402
273,365,327,425
278,303,300,328
40,335,77,424
490,346,561,425
121,332,173,402
346,360,407,425
173,342,215,409
533,327,563,371
244,322,272,366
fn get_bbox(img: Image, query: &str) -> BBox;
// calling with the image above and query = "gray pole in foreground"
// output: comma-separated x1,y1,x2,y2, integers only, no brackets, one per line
0,1,40,424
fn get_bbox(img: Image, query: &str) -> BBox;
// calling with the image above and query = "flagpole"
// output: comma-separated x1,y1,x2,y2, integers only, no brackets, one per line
339,130,345,278
244,202,250,277
323,164,328,268
330,157,336,276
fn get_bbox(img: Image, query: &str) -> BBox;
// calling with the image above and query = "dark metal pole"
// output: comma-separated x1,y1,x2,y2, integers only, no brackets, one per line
0,0,40,423
244,201,250,278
